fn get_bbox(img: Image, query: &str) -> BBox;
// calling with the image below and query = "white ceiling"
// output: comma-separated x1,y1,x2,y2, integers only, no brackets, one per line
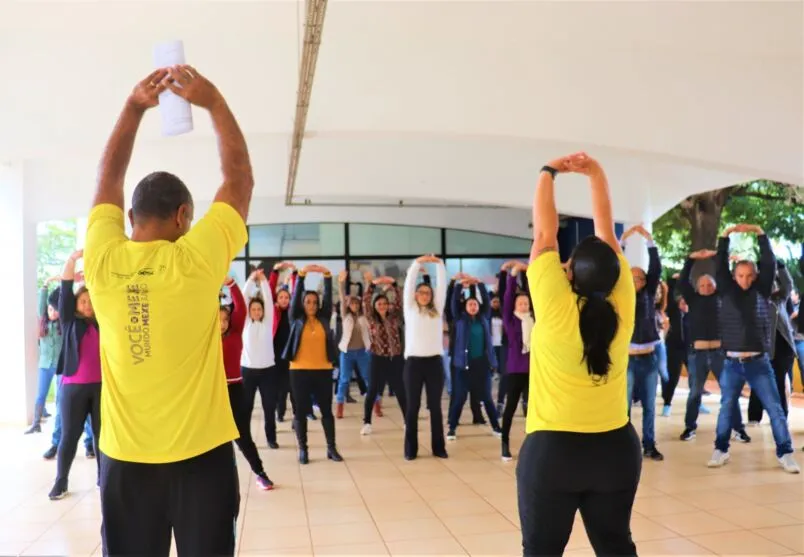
1,0,801,224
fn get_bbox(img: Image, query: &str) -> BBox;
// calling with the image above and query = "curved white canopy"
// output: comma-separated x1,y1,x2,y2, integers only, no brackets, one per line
1,0,801,224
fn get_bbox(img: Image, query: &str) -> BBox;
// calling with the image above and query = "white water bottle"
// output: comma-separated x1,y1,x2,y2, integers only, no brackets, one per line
153,40,194,136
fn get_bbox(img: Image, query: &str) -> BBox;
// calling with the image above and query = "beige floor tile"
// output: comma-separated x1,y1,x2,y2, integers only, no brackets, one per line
239,525,311,552
689,529,795,555
310,521,383,547
753,524,804,553
21,536,100,556
632,495,698,517
239,548,312,557
629,516,682,542
670,488,755,511
656,510,741,537
736,483,804,505
457,530,520,556
0,521,53,543
314,541,390,555
376,517,453,543
766,501,804,521
368,501,435,521
307,505,373,526
709,503,803,529
636,536,713,555
442,513,517,537
428,496,496,518
386,536,467,556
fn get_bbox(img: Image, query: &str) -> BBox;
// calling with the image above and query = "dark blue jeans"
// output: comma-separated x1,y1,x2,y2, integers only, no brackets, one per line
715,355,793,458
685,349,743,431
448,359,500,431
627,353,658,450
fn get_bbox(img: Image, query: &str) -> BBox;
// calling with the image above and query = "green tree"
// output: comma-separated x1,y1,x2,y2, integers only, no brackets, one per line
653,180,804,270
37,220,78,287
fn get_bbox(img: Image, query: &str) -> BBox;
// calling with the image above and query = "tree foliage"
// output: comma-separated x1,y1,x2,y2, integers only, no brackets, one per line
37,220,77,287
653,180,804,271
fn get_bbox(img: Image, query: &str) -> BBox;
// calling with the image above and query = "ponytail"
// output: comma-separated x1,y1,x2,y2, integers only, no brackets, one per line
577,293,619,381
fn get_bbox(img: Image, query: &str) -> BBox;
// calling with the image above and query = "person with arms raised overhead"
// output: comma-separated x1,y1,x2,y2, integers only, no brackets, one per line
517,153,641,556
83,67,254,556
707,225,799,474
676,250,748,443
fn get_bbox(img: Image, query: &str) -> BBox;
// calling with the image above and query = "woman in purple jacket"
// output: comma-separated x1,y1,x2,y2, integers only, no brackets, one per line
500,260,534,461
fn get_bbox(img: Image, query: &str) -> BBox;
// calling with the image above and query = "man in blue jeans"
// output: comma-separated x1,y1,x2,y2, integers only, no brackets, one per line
43,375,94,460
707,224,798,473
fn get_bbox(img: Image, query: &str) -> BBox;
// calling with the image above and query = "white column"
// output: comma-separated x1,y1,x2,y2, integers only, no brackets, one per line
622,206,655,271
0,162,40,424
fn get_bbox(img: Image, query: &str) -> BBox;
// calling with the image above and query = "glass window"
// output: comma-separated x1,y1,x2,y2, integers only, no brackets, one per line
445,229,531,256
349,258,417,284
349,224,441,257
445,258,509,291
228,260,247,286
248,223,345,257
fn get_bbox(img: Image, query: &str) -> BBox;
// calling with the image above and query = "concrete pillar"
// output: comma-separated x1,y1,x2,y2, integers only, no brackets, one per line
0,162,40,424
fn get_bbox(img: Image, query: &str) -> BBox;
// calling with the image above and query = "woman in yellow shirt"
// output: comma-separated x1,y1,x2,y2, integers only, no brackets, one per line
283,264,343,465
518,153,640,556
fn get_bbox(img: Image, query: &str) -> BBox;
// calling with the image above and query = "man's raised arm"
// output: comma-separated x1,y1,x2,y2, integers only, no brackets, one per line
166,65,254,221
92,69,169,209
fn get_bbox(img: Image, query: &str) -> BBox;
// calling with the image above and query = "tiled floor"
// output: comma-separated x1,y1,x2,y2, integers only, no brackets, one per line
2,379,803,556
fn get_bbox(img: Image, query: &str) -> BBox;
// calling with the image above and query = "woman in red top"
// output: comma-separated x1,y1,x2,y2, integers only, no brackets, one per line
221,277,273,491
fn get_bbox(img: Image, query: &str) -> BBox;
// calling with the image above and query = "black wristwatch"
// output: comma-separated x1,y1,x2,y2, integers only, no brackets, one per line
541,165,558,179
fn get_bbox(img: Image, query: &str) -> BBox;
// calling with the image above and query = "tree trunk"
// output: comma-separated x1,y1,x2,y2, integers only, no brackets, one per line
678,190,731,278
679,190,730,251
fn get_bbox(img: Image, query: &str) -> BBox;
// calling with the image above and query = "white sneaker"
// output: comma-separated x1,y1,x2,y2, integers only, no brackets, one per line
360,423,372,436
778,453,801,474
446,431,457,441
492,429,502,439
707,450,731,468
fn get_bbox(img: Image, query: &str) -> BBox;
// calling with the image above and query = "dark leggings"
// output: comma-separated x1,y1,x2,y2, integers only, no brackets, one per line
275,359,294,420
56,382,101,486
227,382,266,476
662,345,686,406
242,366,280,445
404,356,446,458
501,373,529,444
290,370,336,447
517,424,641,556
748,339,795,421
364,355,406,424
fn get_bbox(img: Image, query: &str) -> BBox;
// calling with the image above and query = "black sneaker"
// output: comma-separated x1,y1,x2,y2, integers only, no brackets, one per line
85,446,96,459
644,447,664,461
432,449,448,459
307,413,318,421
679,428,696,441
268,441,280,450
48,480,68,501
43,445,58,460
24,424,42,435
446,430,457,441
473,418,487,425
255,472,274,491
346,394,357,404
733,429,752,443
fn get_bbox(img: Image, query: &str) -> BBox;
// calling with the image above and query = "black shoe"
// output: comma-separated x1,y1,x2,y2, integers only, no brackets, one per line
501,442,512,461
43,445,57,460
268,441,280,450
679,428,696,441
42,409,52,419
733,429,752,443
644,447,664,461
256,472,275,491
48,480,68,500
346,394,357,404
307,413,318,421
404,454,417,461
327,447,344,462
85,446,96,459
24,424,42,435
298,448,309,465
277,412,285,423
433,449,448,459
473,418,487,425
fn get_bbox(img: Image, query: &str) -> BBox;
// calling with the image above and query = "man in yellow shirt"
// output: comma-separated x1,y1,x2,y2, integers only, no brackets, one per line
83,66,253,557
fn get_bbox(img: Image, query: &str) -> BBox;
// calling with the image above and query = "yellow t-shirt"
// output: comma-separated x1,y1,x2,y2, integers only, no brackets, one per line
84,202,247,463
525,251,635,434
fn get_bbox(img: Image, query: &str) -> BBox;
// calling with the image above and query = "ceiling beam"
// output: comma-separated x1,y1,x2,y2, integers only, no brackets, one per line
284,0,328,205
